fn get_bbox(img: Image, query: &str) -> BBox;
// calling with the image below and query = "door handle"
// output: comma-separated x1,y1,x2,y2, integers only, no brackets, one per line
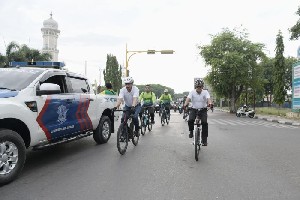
66,99,73,104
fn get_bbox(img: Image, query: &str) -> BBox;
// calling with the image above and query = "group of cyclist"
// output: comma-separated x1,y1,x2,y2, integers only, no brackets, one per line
113,76,212,146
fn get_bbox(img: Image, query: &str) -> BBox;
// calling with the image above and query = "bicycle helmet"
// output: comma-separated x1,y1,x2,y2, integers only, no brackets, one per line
164,89,168,93
194,79,204,88
123,76,134,84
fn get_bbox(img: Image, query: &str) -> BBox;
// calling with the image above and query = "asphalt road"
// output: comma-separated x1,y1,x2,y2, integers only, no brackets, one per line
1,110,300,200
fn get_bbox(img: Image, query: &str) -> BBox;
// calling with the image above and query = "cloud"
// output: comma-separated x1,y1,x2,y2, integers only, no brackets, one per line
60,33,127,47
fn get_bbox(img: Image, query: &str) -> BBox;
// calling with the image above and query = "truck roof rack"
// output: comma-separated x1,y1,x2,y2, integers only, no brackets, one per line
9,61,65,69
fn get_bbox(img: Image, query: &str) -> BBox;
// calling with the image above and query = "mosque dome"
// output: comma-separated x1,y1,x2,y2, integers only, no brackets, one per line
43,13,58,29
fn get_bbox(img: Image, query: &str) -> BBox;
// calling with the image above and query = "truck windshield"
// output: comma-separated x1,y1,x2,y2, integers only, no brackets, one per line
0,68,44,91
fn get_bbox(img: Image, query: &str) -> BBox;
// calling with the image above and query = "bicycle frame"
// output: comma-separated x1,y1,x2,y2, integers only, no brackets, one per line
115,108,139,155
192,107,207,161
160,104,169,126
141,106,153,133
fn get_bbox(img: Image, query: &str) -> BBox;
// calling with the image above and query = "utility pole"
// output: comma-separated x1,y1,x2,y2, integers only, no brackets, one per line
125,44,174,77
99,67,103,86
85,61,87,76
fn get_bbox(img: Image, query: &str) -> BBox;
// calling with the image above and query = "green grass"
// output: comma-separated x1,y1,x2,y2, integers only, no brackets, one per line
255,107,291,116
219,106,300,120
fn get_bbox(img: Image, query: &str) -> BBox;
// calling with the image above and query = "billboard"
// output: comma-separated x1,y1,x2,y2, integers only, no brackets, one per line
292,62,300,111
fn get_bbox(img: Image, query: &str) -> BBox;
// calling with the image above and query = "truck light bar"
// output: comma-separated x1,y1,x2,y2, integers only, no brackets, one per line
9,61,65,69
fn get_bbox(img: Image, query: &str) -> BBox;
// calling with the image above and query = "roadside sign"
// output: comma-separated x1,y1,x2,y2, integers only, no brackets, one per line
292,61,300,111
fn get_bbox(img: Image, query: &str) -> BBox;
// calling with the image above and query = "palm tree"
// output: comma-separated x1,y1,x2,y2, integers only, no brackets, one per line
0,42,52,67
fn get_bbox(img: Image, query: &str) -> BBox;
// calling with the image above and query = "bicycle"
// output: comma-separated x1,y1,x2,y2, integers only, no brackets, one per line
160,103,170,126
115,109,140,155
191,107,208,161
140,106,153,135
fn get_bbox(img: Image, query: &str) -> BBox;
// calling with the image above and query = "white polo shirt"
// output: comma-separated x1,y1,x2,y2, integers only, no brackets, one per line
187,89,210,109
118,86,139,107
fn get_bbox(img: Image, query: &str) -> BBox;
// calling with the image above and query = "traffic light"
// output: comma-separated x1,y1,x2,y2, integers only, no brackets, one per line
147,50,156,54
160,50,174,54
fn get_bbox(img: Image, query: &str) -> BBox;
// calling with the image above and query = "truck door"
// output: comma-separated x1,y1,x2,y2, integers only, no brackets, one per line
36,73,79,142
67,76,95,131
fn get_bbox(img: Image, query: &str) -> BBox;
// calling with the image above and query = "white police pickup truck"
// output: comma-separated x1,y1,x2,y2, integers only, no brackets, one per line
0,61,117,185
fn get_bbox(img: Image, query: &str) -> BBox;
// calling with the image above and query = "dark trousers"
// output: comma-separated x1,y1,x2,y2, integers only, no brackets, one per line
188,109,208,139
160,103,170,116
122,104,141,132
139,105,154,121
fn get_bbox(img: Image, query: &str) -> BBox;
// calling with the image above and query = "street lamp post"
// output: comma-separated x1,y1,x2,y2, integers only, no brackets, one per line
99,67,103,86
125,44,174,77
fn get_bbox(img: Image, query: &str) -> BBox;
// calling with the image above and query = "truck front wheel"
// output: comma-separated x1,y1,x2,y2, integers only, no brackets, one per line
93,116,112,144
0,129,26,185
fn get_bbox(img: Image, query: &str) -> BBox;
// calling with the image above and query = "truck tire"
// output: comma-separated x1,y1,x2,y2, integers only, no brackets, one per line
93,116,112,144
0,129,26,186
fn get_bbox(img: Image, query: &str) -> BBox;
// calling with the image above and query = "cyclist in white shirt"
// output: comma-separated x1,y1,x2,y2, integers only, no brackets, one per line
114,77,141,136
183,79,212,146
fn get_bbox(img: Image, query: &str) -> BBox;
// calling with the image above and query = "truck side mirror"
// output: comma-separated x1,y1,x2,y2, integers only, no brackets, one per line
36,83,61,96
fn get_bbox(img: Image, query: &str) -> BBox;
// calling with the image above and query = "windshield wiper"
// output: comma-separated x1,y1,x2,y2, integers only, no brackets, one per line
0,87,16,91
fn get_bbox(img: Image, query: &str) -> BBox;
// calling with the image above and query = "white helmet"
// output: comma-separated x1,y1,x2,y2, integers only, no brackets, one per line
123,76,134,84
164,89,168,93
194,78,204,88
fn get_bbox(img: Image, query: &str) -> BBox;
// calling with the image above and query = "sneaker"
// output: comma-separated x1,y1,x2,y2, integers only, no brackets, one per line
189,131,193,138
202,138,207,146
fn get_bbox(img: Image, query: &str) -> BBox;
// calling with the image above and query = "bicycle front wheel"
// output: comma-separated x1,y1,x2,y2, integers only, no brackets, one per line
131,121,139,146
195,128,201,161
161,112,165,126
117,124,128,155
148,120,153,131
141,116,146,135
166,112,169,125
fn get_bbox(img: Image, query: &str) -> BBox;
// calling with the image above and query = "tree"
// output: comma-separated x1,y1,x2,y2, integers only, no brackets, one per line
0,41,52,67
260,57,275,106
199,28,265,113
0,53,6,67
285,56,299,92
136,84,174,100
273,30,286,105
103,54,122,93
289,6,300,40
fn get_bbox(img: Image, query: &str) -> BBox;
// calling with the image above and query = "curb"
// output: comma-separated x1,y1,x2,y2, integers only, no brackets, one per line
217,109,300,126
254,115,300,126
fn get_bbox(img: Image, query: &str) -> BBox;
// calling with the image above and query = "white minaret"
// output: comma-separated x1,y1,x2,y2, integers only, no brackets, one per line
41,12,60,61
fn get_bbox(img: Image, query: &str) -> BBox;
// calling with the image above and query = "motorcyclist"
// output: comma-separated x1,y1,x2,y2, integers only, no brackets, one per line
183,79,212,146
243,104,248,112
182,95,188,118
211,101,214,112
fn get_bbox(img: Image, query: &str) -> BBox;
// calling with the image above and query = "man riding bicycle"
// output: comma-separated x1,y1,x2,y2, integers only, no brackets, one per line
159,89,172,118
183,79,212,146
114,77,141,137
139,84,156,124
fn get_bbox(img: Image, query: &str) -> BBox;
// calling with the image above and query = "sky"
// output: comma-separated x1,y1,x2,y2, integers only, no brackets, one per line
1,0,300,93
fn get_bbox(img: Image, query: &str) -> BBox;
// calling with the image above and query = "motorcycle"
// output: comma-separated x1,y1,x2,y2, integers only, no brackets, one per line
173,105,177,112
178,105,183,114
236,107,255,118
